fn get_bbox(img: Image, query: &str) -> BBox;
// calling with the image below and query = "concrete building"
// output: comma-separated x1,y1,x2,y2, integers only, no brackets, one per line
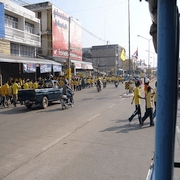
83,44,125,76
0,0,63,83
0,0,41,56
24,1,93,76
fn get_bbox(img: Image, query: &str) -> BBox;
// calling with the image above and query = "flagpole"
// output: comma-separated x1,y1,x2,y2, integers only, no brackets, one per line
128,0,132,93
128,0,130,77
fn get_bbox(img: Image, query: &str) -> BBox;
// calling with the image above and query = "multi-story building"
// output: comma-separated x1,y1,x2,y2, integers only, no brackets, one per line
83,44,125,76
24,1,93,76
0,0,62,83
0,0,41,56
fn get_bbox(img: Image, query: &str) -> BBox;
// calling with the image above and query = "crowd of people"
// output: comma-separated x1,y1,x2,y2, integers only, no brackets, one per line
0,75,125,108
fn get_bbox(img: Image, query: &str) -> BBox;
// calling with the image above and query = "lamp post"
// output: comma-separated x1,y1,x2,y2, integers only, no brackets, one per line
137,35,151,76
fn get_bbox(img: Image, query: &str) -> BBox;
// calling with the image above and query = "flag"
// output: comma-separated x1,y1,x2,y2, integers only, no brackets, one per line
120,49,126,61
133,47,138,60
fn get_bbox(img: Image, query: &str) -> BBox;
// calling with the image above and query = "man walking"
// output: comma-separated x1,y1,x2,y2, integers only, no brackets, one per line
128,80,144,124
142,86,155,126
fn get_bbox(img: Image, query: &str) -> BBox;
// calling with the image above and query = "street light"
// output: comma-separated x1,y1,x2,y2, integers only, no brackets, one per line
137,35,152,76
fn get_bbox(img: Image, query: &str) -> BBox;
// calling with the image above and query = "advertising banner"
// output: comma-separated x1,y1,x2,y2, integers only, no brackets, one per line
0,4,5,39
40,64,52,73
53,65,62,72
52,5,82,61
23,63,36,73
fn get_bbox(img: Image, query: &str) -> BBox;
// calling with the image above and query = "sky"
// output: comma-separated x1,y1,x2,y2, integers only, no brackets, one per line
14,0,180,67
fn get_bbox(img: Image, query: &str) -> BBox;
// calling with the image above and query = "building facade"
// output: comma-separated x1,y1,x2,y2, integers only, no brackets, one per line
24,1,93,76
0,0,41,57
83,44,125,76
0,0,62,83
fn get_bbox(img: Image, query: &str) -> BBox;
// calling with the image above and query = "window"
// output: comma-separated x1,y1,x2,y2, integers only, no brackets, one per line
20,45,35,57
25,22,34,34
5,14,18,29
11,43,19,56
37,12,41,19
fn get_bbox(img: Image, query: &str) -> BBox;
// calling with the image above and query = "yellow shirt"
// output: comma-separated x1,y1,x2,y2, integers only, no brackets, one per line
23,83,29,89
4,83,9,95
1,85,5,97
146,92,154,108
33,82,38,89
12,83,20,95
134,87,140,105
0,86,1,95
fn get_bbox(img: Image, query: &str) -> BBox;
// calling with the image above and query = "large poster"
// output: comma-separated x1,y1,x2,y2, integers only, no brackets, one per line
40,64,52,73
52,5,82,61
23,63,36,73
53,65,62,72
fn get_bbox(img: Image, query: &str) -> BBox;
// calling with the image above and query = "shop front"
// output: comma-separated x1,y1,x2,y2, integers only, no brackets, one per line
0,55,62,83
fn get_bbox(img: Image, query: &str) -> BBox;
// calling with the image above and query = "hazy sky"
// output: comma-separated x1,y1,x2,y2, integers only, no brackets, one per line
24,0,180,66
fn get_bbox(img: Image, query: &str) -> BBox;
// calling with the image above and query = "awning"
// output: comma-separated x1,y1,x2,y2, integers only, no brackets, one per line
0,55,62,65
71,60,93,70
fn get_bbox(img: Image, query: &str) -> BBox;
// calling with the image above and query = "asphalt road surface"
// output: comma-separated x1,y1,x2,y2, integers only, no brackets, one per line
0,81,180,180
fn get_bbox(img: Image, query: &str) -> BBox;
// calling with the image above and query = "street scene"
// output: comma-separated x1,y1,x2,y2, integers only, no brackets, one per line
0,80,180,180
0,0,180,179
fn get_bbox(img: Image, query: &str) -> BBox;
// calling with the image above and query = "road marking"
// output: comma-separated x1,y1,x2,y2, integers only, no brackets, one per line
176,126,180,133
87,114,100,122
41,132,72,151
108,104,116,109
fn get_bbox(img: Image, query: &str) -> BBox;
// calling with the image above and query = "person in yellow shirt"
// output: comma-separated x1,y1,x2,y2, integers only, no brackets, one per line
12,80,21,107
23,79,29,89
142,86,155,126
33,80,39,89
4,81,10,107
129,80,144,124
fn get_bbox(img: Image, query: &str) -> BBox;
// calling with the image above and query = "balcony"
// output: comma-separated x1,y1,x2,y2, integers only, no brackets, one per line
5,26,41,47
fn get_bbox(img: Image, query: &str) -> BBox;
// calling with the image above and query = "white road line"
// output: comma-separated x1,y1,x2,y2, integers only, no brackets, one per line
41,132,72,151
87,114,100,122
176,126,180,133
108,104,116,109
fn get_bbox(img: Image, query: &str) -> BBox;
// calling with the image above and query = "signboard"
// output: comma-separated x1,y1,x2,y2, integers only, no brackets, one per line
23,63,36,73
40,64,52,73
0,4,5,39
53,65,62,72
52,5,82,60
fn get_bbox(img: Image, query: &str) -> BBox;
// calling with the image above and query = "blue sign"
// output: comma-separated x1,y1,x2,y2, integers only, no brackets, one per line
23,63,36,73
40,64,52,73
0,3,5,38
53,65,62,72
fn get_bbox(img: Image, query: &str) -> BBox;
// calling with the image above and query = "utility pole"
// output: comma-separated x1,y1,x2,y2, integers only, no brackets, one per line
67,16,71,84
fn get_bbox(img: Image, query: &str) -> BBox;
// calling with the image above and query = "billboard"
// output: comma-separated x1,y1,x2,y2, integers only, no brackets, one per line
40,64,52,73
0,3,5,39
52,5,82,61
23,63,36,73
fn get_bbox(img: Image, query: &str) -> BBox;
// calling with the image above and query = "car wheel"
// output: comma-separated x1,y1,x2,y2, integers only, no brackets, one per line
42,96,48,109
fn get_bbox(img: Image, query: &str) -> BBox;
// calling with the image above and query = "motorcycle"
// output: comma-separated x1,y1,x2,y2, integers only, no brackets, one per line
115,81,119,88
61,91,74,110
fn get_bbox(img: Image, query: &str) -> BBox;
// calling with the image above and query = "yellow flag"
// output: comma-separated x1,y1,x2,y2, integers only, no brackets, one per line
120,49,126,61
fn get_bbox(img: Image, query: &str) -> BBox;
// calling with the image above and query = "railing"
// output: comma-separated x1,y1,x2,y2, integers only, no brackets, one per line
5,26,41,47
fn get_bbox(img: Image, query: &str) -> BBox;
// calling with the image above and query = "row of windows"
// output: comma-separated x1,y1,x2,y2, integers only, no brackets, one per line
5,14,35,34
11,43,35,58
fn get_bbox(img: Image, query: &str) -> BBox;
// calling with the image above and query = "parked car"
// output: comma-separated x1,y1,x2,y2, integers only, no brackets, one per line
18,80,62,109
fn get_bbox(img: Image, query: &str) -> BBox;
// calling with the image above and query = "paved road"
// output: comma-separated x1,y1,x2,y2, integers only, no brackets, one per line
0,81,180,180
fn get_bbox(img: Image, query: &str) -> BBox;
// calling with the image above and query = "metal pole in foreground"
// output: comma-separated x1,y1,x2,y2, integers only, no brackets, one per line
155,0,178,179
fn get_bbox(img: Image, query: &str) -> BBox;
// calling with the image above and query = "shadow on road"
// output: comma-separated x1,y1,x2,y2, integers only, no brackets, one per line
100,118,152,134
